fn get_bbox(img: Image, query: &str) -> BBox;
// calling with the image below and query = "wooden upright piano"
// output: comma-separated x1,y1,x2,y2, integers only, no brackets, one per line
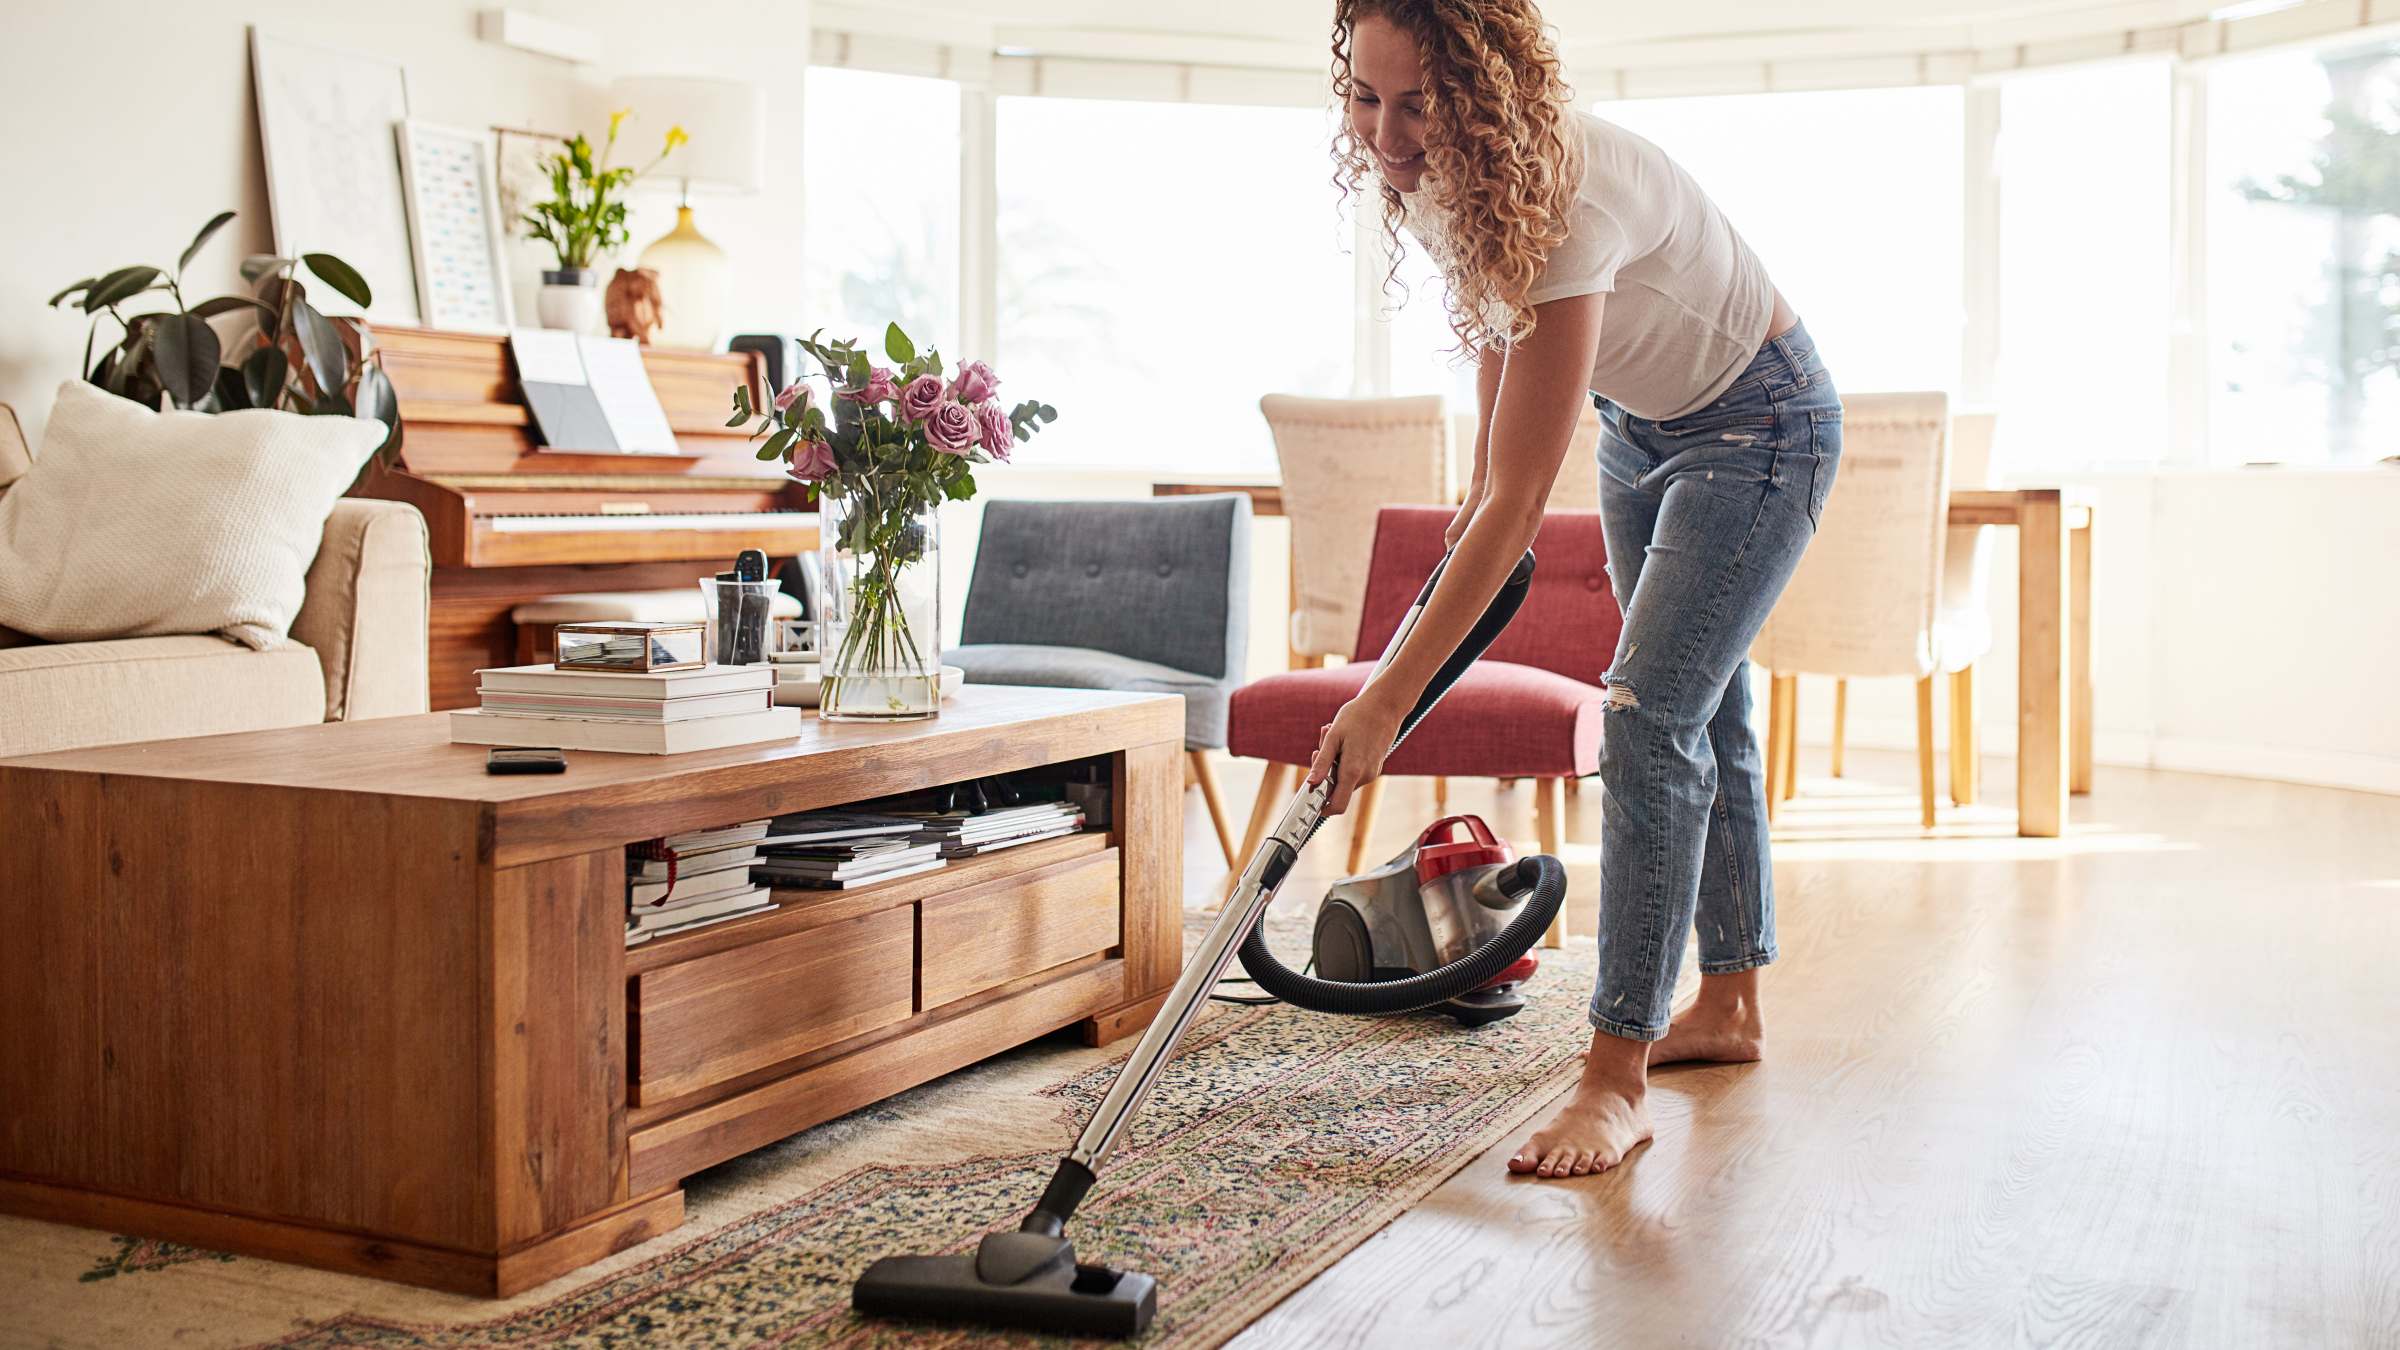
357,327,818,710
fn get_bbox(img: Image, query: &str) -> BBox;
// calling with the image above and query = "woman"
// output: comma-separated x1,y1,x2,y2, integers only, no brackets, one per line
1308,0,1841,1179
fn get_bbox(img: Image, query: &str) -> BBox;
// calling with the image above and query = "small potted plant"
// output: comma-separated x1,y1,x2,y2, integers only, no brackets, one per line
519,111,686,331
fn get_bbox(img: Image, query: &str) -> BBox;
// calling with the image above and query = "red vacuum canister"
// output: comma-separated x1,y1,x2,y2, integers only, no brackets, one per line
1311,814,1542,1025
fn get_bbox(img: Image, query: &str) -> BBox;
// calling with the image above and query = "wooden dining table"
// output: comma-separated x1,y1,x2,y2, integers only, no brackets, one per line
1153,480,2093,839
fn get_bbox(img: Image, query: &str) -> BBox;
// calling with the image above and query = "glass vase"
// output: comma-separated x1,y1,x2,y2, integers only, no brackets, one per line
816,482,941,722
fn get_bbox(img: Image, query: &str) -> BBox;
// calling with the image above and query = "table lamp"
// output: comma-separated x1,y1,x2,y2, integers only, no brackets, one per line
609,75,765,351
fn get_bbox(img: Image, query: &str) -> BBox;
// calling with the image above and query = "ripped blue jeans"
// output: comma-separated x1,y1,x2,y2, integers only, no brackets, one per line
1587,322,1840,1041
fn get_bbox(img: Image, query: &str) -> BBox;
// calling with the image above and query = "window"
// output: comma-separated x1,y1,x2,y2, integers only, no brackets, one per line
803,68,961,353
1384,232,1479,409
1996,59,2172,471
2208,37,2400,465
1599,87,1965,400
996,98,1355,472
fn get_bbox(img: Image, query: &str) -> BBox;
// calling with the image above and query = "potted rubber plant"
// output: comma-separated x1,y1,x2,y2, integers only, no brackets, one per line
519,110,687,331
49,209,398,457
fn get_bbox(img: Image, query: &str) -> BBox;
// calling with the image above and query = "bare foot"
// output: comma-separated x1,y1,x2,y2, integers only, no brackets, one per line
1508,1036,1654,1179
1650,968,1766,1067
1648,1007,1763,1067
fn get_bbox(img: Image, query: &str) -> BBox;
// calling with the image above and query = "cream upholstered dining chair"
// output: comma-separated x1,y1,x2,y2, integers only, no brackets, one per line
1820,411,2000,805
1262,394,1453,668
1752,391,1988,829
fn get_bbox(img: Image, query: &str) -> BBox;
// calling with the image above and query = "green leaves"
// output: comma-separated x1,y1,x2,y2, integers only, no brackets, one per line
292,300,349,394
240,254,291,283
179,211,236,276
190,294,276,322
82,266,163,313
762,427,797,462
152,312,223,409
728,382,753,425
48,277,95,308
302,253,372,309
243,344,289,411
884,322,915,365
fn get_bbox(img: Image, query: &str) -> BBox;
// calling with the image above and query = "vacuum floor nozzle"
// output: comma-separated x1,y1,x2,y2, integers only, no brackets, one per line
852,1230,1158,1338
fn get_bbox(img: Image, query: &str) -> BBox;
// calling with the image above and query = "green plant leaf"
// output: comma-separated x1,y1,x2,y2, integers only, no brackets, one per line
243,344,290,411
212,364,251,411
240,254,292,283
108,319,157,399
301,253,373,309
353,362,399,452
884,322,915,365
82,266,164,313
763,427,797,461
152,312,222,408
179,211,237,276
190,294,277,322
292,301,350,394
49,277,95,307
311,390,355,416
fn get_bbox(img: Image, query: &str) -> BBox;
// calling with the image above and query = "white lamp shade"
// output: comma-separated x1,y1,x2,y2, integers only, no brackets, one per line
608,75,764,195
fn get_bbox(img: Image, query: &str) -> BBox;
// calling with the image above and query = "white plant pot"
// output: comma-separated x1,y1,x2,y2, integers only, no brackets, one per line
536,269,602,332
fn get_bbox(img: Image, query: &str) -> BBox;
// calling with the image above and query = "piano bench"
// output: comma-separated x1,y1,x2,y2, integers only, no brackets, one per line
511,589,803,666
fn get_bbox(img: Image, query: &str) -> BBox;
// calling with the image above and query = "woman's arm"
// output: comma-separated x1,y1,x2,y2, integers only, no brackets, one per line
1446,345,1507,547
1310,291,1606,813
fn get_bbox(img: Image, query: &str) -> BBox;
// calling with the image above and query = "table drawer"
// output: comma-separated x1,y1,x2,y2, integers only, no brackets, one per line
630,907,913,1105
921,849,1120,1010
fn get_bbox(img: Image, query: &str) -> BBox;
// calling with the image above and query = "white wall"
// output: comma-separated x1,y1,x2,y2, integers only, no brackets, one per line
0,0,811,444
1791,469,2400,795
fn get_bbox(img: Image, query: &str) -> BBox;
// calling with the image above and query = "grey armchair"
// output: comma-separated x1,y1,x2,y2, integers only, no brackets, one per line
951,494,1252,863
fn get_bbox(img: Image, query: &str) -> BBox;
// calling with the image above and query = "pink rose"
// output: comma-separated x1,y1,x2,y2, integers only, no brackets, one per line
976,401,1013,459
772,380,809,413
925,402,978,455
898,373,946,422
948,360,1000,405
787,438,838,481
840,365,898,404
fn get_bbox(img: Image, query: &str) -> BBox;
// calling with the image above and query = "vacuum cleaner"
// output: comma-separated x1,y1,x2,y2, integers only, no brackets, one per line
852,547,1569,1338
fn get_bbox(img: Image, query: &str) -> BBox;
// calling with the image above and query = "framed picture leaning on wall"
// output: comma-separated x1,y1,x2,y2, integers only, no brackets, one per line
397,121,514,331
248,28,422,325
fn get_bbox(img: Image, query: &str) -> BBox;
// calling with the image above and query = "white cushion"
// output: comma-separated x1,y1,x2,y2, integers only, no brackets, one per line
0,381,384,650
512,587,801,624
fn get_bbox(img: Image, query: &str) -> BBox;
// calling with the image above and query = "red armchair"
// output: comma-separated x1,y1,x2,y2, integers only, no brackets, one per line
1226,506,1622,941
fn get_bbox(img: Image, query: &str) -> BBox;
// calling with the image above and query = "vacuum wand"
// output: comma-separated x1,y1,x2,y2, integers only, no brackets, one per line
853,545,1538,1338
1043,545,1532,1209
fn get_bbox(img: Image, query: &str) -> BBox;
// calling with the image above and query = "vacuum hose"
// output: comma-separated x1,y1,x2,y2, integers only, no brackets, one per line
1234,854,1566,1014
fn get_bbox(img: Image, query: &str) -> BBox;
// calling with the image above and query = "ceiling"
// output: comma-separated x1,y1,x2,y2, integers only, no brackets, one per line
821,0,2249,69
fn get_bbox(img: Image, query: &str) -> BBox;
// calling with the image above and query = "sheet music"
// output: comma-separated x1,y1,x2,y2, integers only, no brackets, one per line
509,328,616,451
576,336,680,455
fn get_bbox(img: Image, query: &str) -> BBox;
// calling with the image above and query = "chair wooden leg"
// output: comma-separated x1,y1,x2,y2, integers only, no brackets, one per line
1535,776,1566,947
1344,777,1387,875
1830,678,1848,778
1229,762,1297,898
1565,776,1581,796
1188,750,1238,868
1949,665,1979,807
1765,674,1787,824
1432,776,1448,814
1779,676,1800,801
1916,675,1938,830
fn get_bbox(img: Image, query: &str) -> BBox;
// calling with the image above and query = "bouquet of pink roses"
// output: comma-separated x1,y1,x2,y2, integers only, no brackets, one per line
728,323,1054,717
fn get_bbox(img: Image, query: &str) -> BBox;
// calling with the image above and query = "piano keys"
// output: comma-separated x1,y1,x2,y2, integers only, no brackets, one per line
354,326,820,710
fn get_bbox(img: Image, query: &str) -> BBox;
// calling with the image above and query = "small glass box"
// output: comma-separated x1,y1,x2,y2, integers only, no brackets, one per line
554,620,707,673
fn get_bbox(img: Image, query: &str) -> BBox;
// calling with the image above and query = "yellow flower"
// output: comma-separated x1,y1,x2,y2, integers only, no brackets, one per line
665,125,690,153
607,108,631,142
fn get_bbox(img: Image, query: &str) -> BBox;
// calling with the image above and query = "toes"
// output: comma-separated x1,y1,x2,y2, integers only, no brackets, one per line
1507,1148,1538,1174
1570,1149,1596,1176
1539,1148,1569,1177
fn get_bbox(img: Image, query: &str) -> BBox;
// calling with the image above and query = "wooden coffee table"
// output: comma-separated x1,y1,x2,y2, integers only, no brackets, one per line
0,685,1183,1294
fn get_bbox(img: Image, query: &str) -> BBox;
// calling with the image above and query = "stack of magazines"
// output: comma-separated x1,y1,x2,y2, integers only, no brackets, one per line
625,819,776,946
902,799,1086,858
750,811,948,891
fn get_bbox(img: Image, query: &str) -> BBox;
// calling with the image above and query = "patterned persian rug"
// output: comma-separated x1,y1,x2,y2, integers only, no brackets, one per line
0,919,1597,1349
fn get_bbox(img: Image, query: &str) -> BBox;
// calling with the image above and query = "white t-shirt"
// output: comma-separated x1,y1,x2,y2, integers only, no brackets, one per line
1403,110,1776,421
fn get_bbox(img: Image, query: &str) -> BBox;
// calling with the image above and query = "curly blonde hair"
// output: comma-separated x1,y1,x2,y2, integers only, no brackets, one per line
1330,0,1582,352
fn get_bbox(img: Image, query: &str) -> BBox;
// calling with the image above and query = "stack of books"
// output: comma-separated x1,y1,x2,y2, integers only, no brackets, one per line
625,819,776,946
749,810,948,891
902,799,1086,858
451,664,800,754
